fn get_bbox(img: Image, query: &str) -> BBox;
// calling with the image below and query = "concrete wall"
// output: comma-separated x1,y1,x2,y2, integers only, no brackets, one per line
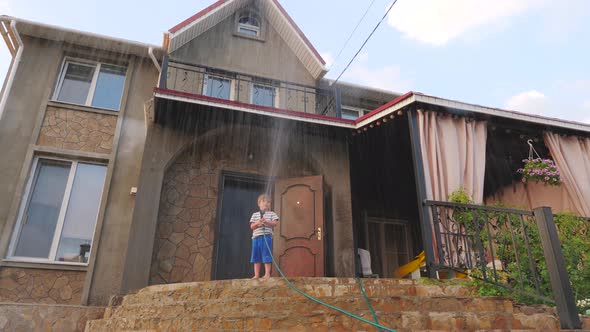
171,5,316,87
0,36,62,248
0,34,159,306
85,58,158,305
121,118,354,293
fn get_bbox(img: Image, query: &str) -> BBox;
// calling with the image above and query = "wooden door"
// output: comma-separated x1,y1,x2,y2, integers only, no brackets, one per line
273,176,324,277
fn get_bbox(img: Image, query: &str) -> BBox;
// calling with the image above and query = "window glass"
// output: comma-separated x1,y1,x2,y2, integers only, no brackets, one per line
56,63,94,105
342,109,360,120
91,65,126,110
13,160,71,258
205,76,231,100
252,84,275,107
56,163,106,263
238,27,259,36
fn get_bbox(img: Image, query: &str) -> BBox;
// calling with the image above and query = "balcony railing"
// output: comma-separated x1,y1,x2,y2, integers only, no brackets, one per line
424,200,583,329
159,58,339,117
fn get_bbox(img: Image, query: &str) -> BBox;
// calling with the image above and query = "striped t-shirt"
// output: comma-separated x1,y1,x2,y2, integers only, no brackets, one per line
250,211,279,238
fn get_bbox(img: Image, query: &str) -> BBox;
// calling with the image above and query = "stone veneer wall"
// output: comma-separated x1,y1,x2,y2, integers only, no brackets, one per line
149,127,317,285
0,303,104,332
37,106,117,154
0,267,85,304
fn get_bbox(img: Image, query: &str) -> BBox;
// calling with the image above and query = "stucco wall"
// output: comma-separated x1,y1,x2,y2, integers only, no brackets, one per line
170,6,316,87
0,267,85,305
37,106,117,153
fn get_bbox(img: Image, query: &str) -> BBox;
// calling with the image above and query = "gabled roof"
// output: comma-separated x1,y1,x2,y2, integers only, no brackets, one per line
166,0,327,79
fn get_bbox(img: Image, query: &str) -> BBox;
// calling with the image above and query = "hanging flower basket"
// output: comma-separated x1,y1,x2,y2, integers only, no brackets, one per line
517,140,561,186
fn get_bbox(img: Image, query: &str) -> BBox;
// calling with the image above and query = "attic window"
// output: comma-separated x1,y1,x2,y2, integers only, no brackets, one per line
237,11,260,36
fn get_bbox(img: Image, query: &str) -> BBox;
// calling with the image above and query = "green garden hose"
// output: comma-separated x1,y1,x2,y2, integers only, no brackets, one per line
262,235,395,331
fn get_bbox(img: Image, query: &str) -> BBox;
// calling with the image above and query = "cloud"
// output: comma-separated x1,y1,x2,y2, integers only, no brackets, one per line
320,52,334,68
583,100,590,110
387,0,543,45
341,52,410,92
505,90,550,115
0,0,11,14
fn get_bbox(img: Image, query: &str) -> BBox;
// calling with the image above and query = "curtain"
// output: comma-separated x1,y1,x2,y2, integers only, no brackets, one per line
417,110,488,268
485,181,577,214
544,132,590,218
417,110,488,202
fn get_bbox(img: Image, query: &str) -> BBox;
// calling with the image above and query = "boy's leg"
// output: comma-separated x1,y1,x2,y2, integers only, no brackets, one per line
251,237,262,279
252,263,261,279
263,263,272,279
262,235,273,279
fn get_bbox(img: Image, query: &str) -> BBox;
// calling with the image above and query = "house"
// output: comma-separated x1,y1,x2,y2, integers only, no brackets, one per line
0,0,589,328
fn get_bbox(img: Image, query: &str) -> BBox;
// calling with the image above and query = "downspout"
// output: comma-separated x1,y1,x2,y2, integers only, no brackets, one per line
148,46,161,72
0,20,23,120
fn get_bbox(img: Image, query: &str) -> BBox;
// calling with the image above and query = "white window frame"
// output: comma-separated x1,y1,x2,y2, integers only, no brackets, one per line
237,11,261,37
52,57,127,111
250,83,279,108
6,156,106,266
341,105,370,119
202,74,235,101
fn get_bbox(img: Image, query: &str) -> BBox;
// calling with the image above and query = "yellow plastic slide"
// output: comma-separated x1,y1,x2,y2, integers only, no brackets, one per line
393,251,425,278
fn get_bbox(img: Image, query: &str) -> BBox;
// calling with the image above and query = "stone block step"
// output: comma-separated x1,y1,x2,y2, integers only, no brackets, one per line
123,278,475,305
109,295,514,320
86,310,561,331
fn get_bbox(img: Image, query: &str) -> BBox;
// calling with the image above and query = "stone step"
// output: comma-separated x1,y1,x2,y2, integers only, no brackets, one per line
123,278,475,305
108,295,514,320
86,310,561,331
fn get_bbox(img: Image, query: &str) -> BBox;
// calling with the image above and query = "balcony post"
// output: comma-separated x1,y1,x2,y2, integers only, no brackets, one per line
335,87,342,118
533,207,581,329
158,55,169,89
407,107,437,278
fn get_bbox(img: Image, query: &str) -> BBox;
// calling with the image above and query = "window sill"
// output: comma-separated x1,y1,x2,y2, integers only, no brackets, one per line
1,259,88,271
47,100,120,116
232,31,265,42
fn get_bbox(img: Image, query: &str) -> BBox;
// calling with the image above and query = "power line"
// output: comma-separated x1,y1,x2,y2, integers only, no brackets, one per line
331,0,399,86
330,0,378,69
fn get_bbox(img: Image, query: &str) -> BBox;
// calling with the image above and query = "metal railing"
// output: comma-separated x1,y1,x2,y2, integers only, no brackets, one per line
424,200,581,329
160,59,339,117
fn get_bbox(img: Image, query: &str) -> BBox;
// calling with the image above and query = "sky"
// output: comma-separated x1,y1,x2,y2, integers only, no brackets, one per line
1,0,589,124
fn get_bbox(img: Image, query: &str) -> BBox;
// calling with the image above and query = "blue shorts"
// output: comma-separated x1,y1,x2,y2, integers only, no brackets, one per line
250,235,272,263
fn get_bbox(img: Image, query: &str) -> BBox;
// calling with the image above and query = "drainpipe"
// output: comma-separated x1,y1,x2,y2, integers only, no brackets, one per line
148,46,161,72
0,20,23,120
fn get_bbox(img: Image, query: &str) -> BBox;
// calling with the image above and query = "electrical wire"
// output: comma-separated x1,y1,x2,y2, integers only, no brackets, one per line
332,0,399,86
330,0,378,69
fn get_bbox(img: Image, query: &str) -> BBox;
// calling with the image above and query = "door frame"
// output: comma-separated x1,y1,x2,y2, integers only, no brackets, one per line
211,170,274,280
363,215,413,278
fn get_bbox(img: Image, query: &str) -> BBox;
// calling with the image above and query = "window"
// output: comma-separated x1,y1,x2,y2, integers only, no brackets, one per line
341,106,370,120
9,157,107,264
237,11,260,36
251,84,277,108
54,60,126,111
203,75,232,100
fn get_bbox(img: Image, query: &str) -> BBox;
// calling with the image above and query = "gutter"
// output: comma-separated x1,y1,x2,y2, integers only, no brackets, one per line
0,20,23,120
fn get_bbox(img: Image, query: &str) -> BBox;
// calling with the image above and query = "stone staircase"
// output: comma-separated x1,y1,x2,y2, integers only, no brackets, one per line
85,278,588,331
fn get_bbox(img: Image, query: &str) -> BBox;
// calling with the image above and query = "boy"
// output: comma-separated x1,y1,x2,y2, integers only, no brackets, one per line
250,194,279,279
